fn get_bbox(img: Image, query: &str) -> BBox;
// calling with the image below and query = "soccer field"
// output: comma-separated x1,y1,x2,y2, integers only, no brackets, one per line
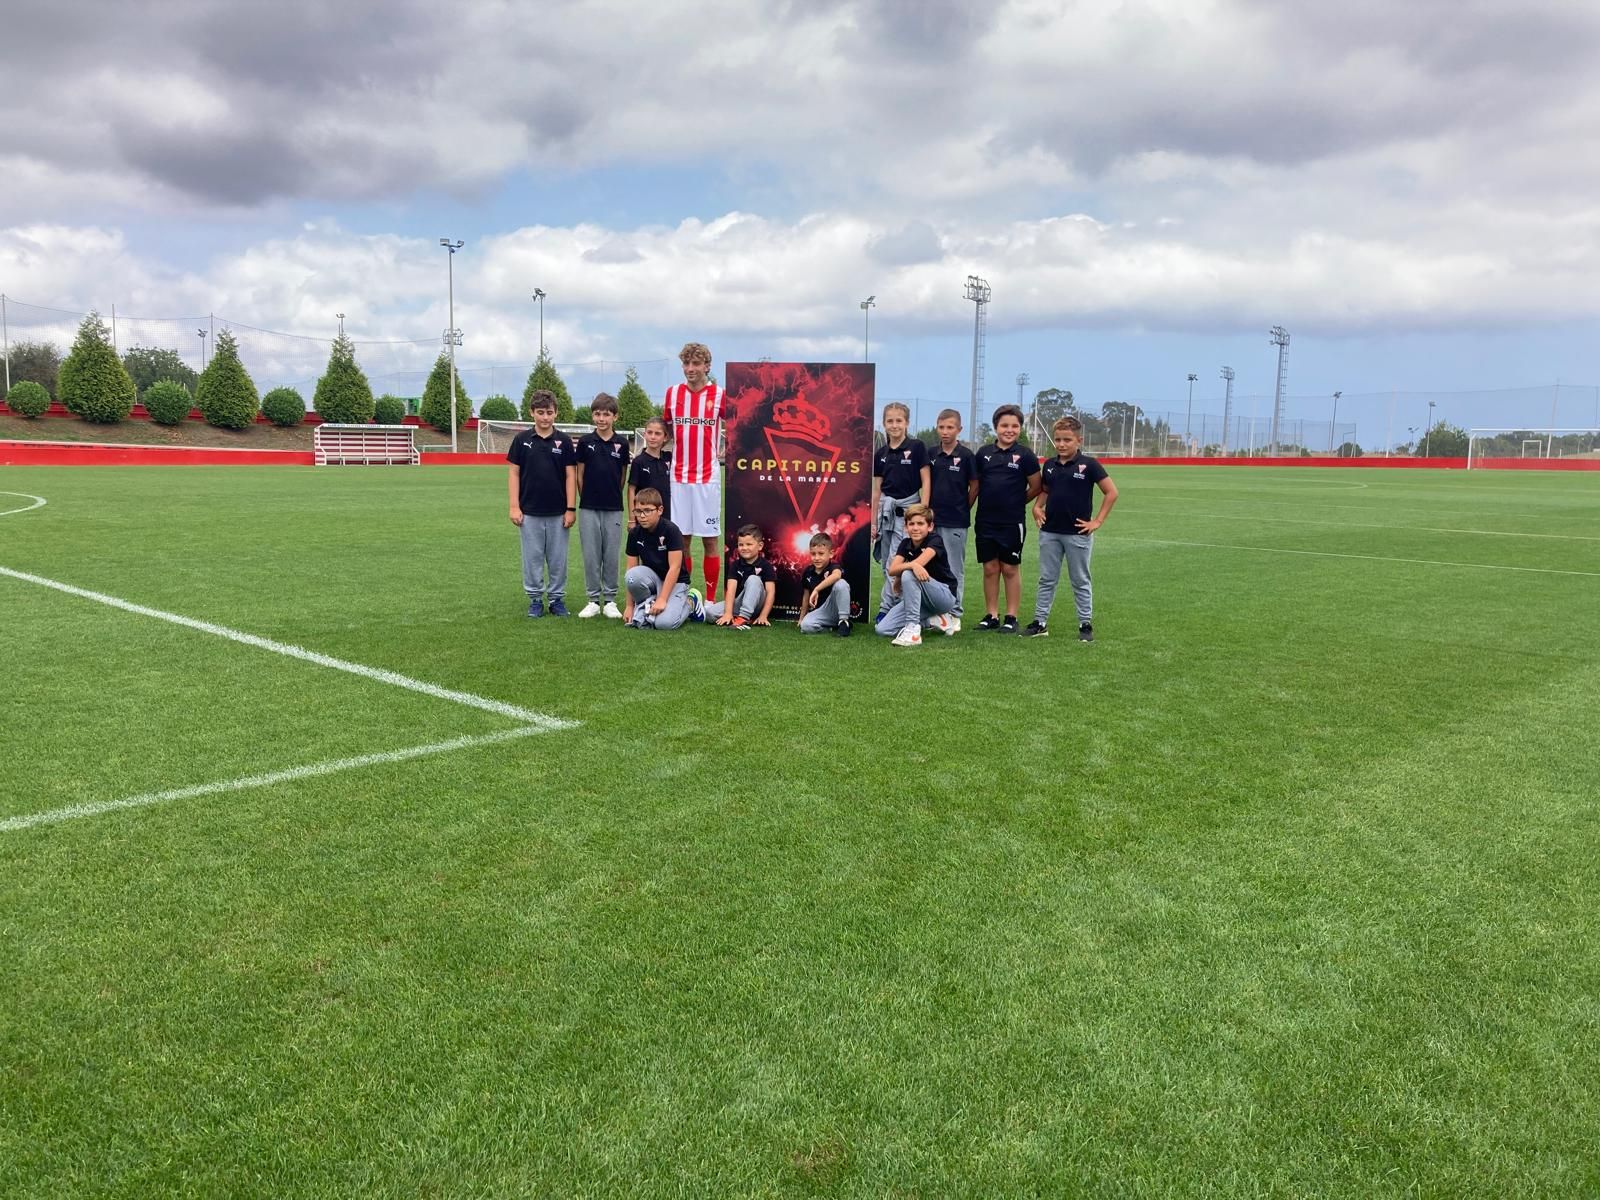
2,465,1597,1198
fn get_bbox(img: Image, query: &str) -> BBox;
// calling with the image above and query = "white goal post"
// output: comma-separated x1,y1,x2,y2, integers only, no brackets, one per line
476,420,641,455
1466,428,1600,469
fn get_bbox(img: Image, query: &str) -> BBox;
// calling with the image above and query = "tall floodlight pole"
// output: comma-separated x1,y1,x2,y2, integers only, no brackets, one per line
1330,391,1342,453
441,239,464,453
1424,399,1436,457
337,312,345,337
2,294,9,394
197,328,208,371
963,275,991,434
1268,325,1291,455
1016,371,1030,439
1185,373,1197,448
860,295,875,362
1220,366,1235,455
532,288,546,356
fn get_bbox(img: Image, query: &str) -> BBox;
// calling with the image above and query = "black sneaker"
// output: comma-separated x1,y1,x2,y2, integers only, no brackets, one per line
976,614,1002,631
1001,615,1019,634
834,618,852,638
1022,621,1048,638
1078,622,1094,642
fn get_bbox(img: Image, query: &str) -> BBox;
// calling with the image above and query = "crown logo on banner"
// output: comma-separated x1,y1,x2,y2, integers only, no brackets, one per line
772,394,831,443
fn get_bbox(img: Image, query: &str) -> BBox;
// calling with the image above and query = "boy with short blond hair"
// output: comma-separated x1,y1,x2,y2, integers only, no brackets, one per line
1025,415,1117,641
871,401,930,618
796,531,852,636
706,523,775,629
506,389,577,618
929,407,976,630
576,392,630,618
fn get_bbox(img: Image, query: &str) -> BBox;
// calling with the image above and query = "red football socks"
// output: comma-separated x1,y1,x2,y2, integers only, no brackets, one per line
704,554,720,597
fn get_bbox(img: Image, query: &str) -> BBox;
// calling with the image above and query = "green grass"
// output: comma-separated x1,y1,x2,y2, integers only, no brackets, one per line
1,466,1597,1198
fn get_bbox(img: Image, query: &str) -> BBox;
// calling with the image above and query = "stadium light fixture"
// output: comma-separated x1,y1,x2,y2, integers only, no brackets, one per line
860,295,875,363
1425,399,1437,457
441,239,464,453
196,328,208,371
1185,373,1198,448
1330,391,1342,453
532,289,547,356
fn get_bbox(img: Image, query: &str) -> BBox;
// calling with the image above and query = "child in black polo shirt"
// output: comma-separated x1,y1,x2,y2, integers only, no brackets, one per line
622,488,694,630
627,416,673,523
973,403,1041,632
1025,415,1117,641
797,531,852,636
576,392,631,619
928,407,977,630
706,524,775,629
874,504,959,648
506,389,578,618
871,401,930,619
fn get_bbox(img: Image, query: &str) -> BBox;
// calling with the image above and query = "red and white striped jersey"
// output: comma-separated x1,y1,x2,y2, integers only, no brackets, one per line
661,383,725,484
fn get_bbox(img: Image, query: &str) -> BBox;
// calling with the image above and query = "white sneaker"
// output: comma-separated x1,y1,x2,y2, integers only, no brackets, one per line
891,626,923,647
578,602,602,619
602,601,622,619
948,618,962,633
930,614,957,636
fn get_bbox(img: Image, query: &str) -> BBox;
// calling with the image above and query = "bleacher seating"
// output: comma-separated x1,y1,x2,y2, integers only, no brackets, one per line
313,424,420,466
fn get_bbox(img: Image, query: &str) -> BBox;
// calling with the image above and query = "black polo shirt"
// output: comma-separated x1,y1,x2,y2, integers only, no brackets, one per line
507,429,577,517
625,518,685,583
1041,453,1109,533
628,451,673,521
727,554,775,595
800,563,841,603
929,442,976,528
874,437,927,500
974,441,1040,532
892,532,959,589
577,432,630,511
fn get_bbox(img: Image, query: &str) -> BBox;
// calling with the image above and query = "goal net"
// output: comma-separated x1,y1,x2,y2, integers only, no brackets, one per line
1466,428,1600,469
476,420,644,455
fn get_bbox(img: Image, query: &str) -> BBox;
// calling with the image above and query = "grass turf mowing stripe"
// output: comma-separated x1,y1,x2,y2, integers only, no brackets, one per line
1118,537,1600,578
0,564,575,729
0,726,551,833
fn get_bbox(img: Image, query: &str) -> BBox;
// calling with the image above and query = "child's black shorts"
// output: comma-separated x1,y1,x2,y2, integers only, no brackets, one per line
975,525,1025,564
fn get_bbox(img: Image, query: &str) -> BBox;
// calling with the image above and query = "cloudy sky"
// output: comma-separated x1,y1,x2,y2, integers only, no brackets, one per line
3,0,1598,442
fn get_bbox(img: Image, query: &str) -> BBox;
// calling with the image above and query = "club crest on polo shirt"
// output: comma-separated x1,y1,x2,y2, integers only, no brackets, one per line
1009,454,1021,468
901,449,913,462
611,444,622,457
551,439,565,454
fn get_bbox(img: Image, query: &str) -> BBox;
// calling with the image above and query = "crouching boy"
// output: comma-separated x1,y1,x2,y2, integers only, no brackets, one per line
875,504,959,647
797,531,852,636
706,524,775,629
622,489,692,629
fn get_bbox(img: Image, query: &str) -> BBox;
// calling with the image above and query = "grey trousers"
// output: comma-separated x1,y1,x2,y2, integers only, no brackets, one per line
624,566,689,630
705,574,765,621
579,508,623,601
798,579,853,632
875,494,918,611
875,574,956,634
935,525,968,616
1035,531,1093,624
519,514,568,601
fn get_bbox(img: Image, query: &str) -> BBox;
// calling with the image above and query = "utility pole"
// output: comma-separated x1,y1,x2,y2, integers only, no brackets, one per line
860,295,875,362
963,275,991,435
442,239,464,453
1185,372,1197,450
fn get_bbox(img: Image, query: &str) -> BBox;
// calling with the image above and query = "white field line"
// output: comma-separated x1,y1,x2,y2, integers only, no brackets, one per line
1,727,550,833
1118,537,1600,578
0,492,48,517
1142,508,1600,542
0,565,572,729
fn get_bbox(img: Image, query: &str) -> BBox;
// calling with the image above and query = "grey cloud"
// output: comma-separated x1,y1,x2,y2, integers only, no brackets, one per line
855,0,1000,56
868,221,943,266
115,125,310,206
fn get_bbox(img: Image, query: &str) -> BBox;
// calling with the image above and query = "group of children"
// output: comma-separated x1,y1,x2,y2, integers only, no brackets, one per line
508,342,1117,643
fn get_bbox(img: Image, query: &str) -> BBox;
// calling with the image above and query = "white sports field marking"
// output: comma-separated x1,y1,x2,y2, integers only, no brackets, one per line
0,492,47,517
0,727,550,833
1144,509,1600,542
1119,537,1600,578
0,565,574,729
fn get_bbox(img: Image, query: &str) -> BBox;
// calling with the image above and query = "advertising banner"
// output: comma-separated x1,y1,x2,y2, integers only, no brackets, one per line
723,362,875,619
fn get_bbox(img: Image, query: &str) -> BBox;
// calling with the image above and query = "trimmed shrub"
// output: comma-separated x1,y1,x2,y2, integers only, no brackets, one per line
573,405,592,425
372,394,407,425
58,313,135,423
143,379,194,425
313,333,375,424
478,395,517,421
615,365,653,430
5,379,50,418
261,387,306,428
522,350,573,422
195,330,259,429
123,346,197,397
420,353,473,432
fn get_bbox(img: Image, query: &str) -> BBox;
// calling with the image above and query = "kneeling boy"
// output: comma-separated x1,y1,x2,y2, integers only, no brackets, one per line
706,524,775,629
622,489,692,630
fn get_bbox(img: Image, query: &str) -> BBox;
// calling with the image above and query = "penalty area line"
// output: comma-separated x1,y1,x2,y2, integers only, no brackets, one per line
0,565,573,729
1119,537,1600,578
1,726,551,834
